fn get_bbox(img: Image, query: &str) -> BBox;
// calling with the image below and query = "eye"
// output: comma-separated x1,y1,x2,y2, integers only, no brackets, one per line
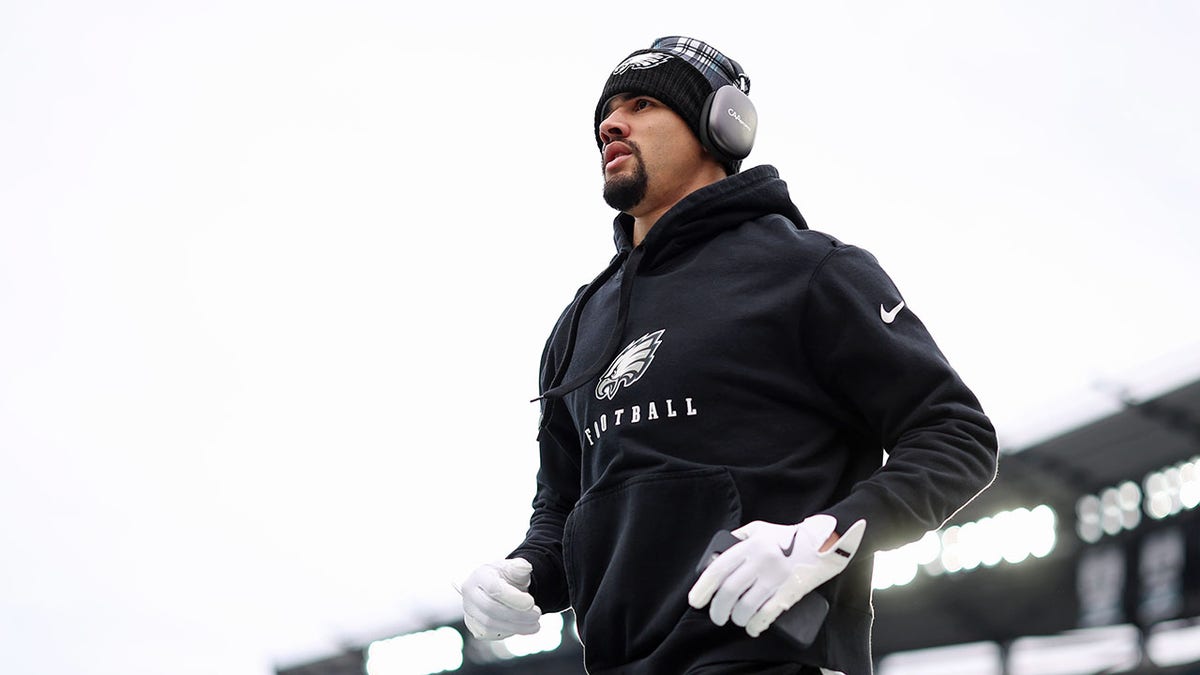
633,98,652,111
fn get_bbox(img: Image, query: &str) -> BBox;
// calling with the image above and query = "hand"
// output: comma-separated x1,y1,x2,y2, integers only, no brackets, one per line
460,558,542,640
688,515,866,638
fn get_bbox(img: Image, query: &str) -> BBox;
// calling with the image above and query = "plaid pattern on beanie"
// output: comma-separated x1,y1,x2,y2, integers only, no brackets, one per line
648,36,749,94
594,36,749,174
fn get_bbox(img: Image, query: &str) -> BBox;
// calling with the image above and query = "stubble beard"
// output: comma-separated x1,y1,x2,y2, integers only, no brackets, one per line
602,144,648,213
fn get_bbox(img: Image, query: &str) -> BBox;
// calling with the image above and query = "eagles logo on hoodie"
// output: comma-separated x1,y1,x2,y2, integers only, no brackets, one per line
595,330,665,400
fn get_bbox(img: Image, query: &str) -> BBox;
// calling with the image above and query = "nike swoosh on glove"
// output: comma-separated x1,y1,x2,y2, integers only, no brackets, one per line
688,514,866,638
460,557,542,640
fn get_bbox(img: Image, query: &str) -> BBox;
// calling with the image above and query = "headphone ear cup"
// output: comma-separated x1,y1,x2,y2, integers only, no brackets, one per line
698,85,757,162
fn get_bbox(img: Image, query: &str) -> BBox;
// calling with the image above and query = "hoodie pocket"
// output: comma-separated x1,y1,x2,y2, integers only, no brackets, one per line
563,467,742,668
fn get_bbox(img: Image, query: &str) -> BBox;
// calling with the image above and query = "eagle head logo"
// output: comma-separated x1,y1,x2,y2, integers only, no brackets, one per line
595,329,665,401
612,52,673,76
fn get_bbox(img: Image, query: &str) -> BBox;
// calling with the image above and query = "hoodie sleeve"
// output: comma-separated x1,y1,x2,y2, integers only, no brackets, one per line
801,245,998,555
507,299,585,614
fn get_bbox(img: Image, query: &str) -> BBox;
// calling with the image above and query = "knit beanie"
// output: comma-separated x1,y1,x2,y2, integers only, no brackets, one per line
594,36,750,174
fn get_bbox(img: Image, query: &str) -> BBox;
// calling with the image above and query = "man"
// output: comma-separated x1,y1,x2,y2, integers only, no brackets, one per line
460,36,998,675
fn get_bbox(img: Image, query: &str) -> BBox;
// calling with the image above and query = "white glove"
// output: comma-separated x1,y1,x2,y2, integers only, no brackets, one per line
688,514,866,638
460,558,542,640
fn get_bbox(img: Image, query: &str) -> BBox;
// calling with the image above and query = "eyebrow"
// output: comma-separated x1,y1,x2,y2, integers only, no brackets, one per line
604,94,632,117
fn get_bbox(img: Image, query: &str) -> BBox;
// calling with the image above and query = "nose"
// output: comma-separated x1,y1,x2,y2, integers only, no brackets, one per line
598,110,629,145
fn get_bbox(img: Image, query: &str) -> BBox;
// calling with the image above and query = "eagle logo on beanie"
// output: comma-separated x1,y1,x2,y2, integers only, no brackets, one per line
612,52,673,76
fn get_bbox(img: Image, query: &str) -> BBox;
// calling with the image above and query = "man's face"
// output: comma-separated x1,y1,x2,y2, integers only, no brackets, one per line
598,94,709,215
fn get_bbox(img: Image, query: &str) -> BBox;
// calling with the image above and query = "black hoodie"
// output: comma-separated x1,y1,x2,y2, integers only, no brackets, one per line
510,165,998,674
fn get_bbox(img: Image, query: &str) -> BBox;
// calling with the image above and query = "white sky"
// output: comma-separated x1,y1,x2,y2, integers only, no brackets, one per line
2,2,1199,673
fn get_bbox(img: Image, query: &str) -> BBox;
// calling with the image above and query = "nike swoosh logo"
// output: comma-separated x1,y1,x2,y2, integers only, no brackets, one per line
880,300,905,324
780,529,798,557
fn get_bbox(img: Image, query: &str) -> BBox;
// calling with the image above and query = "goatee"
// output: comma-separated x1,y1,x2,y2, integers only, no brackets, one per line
602,148,648,213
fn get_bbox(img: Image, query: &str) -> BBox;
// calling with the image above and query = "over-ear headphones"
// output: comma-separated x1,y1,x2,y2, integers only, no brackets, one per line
698,63,757,162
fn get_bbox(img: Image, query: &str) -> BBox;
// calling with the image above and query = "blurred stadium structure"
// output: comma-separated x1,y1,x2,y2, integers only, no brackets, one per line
277,376,1200,675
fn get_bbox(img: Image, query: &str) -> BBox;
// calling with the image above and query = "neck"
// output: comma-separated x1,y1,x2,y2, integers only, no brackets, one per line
631,207,669,247
630,165,727,246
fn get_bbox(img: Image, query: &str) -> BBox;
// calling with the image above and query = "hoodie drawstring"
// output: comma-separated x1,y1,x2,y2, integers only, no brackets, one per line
534,242,645,439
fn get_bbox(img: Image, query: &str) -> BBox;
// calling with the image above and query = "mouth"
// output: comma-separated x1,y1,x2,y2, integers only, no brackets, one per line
603,142,633,172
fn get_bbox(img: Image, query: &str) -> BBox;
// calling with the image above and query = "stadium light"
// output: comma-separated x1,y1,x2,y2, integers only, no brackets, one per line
1007,624,1140,675
1076,455,1200,542
481,613,563,660
877,641,1002,675
1145,456,1200,520
365,626,463,675
1147,618,1200,667
873,505,1057,590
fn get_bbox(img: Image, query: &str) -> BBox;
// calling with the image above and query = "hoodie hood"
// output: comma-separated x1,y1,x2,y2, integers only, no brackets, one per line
612,164,807,270
539,165,807,406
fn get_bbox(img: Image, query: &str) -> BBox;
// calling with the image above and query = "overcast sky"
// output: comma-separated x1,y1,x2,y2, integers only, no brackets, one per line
2,2,1199,674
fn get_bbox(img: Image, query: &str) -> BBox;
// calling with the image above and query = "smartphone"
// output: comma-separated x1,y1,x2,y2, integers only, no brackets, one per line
696,529,830,648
